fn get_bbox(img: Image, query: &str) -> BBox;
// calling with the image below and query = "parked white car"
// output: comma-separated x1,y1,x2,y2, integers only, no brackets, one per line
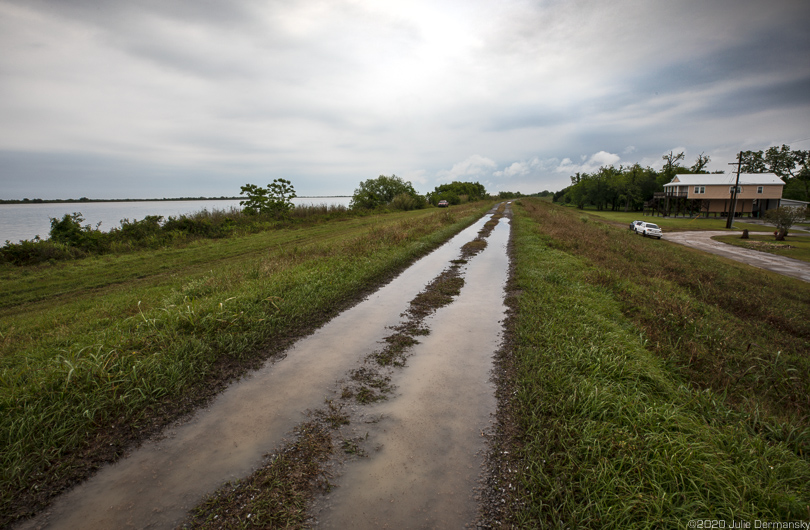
636,222,662,239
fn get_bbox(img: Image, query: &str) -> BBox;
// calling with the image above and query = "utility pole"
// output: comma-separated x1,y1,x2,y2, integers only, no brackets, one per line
726,151,743,229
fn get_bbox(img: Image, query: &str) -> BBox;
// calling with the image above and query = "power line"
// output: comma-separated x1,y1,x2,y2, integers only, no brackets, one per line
786,135,810,145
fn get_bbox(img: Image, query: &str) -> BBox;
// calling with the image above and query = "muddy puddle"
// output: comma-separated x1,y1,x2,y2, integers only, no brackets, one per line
18,205,511,530
313,210,510,528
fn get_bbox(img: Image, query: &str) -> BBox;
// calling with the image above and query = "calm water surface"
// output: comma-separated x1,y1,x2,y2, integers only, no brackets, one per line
0,198,351,244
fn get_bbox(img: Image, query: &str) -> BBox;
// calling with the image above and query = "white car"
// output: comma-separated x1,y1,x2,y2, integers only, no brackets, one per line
636,222,662,239
630,220,643,231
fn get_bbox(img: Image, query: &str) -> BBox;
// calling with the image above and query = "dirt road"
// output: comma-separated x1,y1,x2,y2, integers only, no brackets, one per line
19,205,511,529
663,231,810,282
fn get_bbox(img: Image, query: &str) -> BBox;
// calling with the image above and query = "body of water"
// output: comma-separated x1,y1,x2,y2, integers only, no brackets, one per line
0,197,352,244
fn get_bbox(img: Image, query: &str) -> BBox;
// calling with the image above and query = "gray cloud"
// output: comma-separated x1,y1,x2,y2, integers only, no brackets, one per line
1,0,808,199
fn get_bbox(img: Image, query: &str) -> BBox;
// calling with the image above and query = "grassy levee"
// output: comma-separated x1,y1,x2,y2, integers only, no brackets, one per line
0,203,490,525
502,199,810,527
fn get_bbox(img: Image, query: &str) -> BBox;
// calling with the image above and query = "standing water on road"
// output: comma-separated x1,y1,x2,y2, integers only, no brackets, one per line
17,205,511,530
313,207,510,528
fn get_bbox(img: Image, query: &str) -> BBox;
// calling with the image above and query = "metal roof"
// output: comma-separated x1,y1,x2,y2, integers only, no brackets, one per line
664,173,785,187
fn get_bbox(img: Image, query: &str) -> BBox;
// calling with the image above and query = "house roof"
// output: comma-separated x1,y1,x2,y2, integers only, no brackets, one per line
664,173,784,187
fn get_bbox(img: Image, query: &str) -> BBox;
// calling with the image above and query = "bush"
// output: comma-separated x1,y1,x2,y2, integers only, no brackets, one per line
430,191,460,206
0,238,84,265
350,175,421,210
764,206,806,240
48,213,107,252
390,193,422,211
428,181,487,205
119,215,163,240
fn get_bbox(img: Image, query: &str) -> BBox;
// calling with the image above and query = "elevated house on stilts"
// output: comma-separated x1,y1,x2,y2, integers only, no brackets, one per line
646,173,785,218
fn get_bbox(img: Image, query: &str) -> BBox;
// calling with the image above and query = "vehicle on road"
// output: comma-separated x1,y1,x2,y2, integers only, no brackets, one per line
630,220,643,231
437,200,449,208
636,222,662,239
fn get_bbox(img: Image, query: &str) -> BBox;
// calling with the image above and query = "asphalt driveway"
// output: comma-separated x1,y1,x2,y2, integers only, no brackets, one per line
663,231,810,283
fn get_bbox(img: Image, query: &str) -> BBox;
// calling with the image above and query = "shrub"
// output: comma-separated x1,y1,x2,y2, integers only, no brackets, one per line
350,175,421,210
390,193,422,211
764,205,806,240
0,238,84,265
48,213,107,252
428,181,487,205
119,215,164,240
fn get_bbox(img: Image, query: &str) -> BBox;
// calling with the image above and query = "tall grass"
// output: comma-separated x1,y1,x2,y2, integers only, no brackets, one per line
497,199,810,527
0,203,489,525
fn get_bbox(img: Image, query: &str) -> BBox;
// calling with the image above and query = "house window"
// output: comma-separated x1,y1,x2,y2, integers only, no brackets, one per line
729,186,742,194
757,186,763,194
694,186,705,194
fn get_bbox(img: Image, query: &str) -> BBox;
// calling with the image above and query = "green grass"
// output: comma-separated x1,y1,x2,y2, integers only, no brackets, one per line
578,207,766,232
713,233,810,263
0,203,490,525
498,199,810,528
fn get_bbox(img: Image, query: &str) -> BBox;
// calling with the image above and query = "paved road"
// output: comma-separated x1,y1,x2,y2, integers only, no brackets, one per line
663,231,810,283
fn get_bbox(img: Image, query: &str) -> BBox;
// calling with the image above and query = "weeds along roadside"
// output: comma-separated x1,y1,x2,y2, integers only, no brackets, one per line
0,203,490,526
519,199,810,435
491,198,810,527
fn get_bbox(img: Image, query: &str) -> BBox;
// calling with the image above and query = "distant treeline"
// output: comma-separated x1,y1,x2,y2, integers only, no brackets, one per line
496,190,553,199
553,145,810,212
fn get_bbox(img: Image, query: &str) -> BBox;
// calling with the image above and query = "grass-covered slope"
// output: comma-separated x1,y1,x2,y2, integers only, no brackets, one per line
496,199,810,528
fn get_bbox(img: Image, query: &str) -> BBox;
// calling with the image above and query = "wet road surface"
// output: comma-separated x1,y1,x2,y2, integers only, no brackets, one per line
313,207,509,528
18,205,510,529
663,231,810,283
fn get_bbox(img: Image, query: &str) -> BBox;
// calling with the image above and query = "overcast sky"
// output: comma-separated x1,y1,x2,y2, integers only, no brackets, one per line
1,0,808,199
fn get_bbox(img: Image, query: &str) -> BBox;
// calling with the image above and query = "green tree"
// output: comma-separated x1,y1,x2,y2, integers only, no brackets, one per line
428,181,488,205
690,152,711,173
239,179,297,216
661,151,686,183
619,165,644,212
498,191,524,199
764,145,805,179
764,145,810,201
350,175,422,210
764,205,806,241
739,150,767,173
563,164,662,211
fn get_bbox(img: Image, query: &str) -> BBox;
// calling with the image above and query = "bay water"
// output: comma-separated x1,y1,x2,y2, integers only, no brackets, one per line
0,197,351,244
